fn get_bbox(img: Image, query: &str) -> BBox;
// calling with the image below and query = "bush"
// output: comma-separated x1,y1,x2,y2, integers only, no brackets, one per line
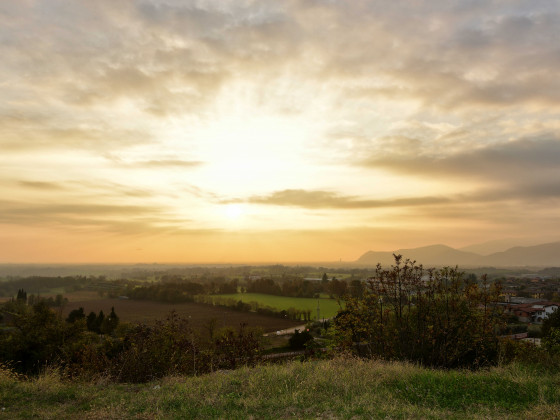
0,301,78,374
289,329,313,350
543,327,560,355
542,308,560,338
100,313,262,382
498,338,560,373
330,255,505,368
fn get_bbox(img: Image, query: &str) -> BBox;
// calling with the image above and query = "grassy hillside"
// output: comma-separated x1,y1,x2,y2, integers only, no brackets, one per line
214,292,341,319
2,356,559,419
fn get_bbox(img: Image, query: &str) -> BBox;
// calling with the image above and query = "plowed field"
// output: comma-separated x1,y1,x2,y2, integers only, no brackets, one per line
63,297,300,332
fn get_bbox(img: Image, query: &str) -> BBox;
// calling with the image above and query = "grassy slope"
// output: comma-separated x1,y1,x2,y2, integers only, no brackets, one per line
215,293,342,319
2,357,559,419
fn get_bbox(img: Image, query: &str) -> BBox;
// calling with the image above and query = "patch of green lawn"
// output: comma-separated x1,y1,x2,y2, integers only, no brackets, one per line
214,293,341,320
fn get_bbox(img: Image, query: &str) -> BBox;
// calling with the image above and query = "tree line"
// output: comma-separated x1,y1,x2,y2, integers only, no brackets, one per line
0,276,90,297
1,272,370,306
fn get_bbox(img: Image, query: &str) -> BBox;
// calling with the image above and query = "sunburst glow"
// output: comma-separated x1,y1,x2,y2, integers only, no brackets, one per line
224,204,244,221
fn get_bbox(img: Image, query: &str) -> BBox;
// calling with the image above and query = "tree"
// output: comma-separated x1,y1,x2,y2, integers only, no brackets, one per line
289,329,313,350
86,311,98,332
54,294,68,307
16,288,27,304
101,307,119,334
349,279,365,298
95,310,105,333
67,307,85,323
327,278,347,298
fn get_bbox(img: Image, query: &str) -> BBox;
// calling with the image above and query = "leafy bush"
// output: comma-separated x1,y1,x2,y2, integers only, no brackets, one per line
498,338,560,373
542,307,560,338
289,329,313,350
330,255,505,368
0,301,81,374
543,328,560,355
107,312,261,382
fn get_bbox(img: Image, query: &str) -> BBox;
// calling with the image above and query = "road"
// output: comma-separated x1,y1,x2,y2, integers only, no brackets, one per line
263,324,308,337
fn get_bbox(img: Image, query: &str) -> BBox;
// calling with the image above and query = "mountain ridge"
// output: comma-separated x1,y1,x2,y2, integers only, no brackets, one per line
356,241,560,268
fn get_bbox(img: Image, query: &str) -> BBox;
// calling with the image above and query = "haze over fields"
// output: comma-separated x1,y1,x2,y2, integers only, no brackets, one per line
1,1,560,264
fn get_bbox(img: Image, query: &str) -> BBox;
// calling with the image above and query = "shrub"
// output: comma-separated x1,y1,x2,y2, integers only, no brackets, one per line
542,307,560,338
498,338,560,373
0,301,77,374
330,255,505,368
105,312,262,382
543,327,560,355
289,329,313,350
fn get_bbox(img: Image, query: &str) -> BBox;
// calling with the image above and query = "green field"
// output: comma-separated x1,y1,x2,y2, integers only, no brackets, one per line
214,293,342,320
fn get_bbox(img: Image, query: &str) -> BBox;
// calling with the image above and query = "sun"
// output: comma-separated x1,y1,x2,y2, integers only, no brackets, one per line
192,110,312,195
224,204,244,220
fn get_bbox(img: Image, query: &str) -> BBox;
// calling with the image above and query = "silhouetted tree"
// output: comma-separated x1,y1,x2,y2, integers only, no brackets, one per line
16,289,27,304
101,307,119,334
86,311,98,332
67,307,85,323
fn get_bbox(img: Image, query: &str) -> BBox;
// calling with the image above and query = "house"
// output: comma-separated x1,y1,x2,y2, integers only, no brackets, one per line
506,301,559,323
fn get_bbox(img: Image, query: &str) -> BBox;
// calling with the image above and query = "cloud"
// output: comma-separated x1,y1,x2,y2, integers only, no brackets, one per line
0,111,154,152
230,180,560,213
101,156,204,169
129,159,204,168
227,189,450,209
10,178,160,200
0,199,189,235
0,201,160,218
363,136,560,188
4,0,559,128
18,181,67,191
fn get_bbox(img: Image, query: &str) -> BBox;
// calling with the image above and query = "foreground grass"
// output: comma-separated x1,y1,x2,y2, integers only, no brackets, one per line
1,357,560,419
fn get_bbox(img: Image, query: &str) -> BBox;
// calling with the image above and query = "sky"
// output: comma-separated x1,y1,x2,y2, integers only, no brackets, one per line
1,0,560,264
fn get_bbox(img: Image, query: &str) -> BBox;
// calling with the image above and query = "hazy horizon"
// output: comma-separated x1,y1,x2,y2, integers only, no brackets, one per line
2,1,560,264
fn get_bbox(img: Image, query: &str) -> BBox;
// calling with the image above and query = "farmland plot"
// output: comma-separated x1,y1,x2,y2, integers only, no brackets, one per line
63,298,301,332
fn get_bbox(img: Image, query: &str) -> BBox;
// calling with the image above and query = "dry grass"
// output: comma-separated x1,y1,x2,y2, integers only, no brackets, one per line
2,356,559,419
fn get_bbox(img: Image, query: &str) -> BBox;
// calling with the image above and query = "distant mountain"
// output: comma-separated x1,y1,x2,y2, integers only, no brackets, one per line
356,244,480,267
480,241,560,267
458,239,526,256
355,250,395,266
356,241,560,268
